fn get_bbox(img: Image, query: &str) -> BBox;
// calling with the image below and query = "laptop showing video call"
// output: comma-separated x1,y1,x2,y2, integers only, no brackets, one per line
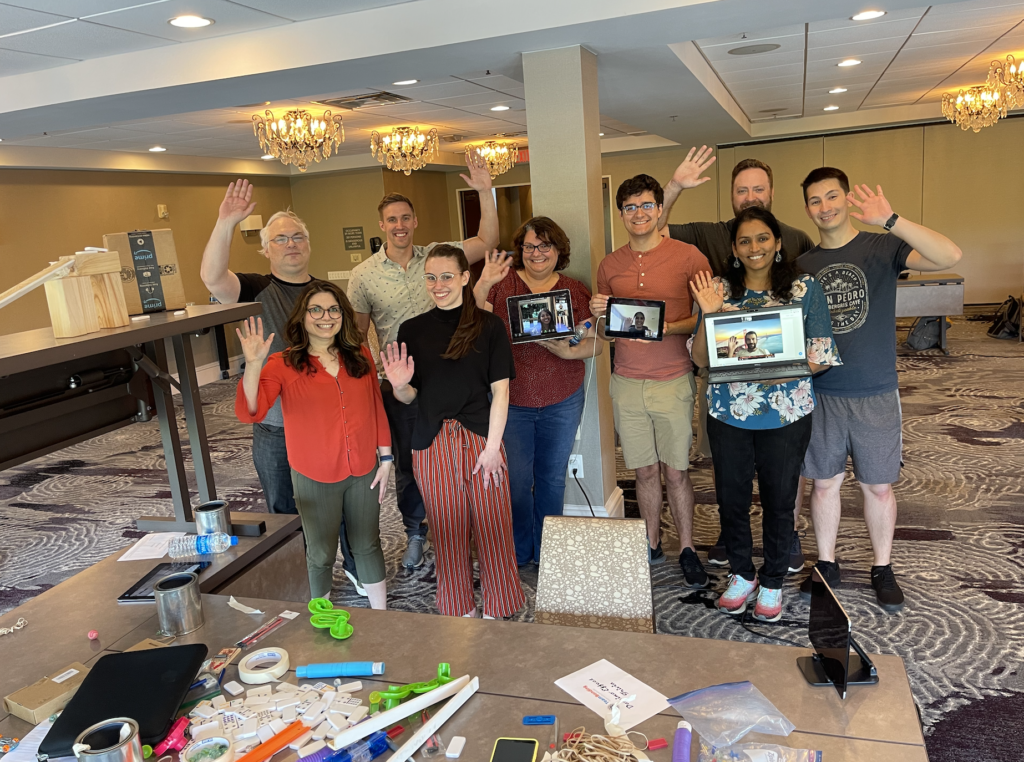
704,304,810,384
506,289,576,344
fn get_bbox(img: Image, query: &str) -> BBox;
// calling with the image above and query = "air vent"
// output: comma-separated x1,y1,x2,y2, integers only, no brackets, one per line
728,44,781,55
318,91,413,110
440,134,465,143
758,108,788,114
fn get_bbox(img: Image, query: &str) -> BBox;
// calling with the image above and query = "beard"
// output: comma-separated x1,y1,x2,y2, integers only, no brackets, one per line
733,198,772,215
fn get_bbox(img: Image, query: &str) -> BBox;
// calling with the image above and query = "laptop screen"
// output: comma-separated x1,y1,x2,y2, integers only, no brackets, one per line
705,305,805,369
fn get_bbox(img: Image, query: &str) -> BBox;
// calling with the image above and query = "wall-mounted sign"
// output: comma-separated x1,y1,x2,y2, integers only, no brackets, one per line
343,227,365,251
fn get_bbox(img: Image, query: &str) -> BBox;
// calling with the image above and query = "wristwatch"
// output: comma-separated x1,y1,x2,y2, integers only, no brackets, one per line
883,213,899,231
379,454,394,463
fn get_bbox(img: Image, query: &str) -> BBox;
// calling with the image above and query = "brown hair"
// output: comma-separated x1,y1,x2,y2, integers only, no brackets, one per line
283,281,370,379
615,174,663,210
510,216,571,271
801,166,850,204
425,245,483,361
377,193,415,218
731,158,774,190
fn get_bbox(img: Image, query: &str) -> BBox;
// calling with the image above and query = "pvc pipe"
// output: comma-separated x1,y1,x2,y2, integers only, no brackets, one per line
387,677,479,762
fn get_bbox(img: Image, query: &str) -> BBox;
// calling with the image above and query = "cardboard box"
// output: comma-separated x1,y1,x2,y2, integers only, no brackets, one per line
103,229,186,315
4,663,90,724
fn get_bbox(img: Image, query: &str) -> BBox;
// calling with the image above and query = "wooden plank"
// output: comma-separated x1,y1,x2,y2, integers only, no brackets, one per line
91,272,130,328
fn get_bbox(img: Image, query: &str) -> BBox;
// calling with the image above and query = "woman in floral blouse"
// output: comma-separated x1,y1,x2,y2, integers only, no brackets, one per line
690,206,841,623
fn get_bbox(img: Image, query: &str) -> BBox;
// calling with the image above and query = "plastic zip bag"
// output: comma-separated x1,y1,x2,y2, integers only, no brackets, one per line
667,681,795,748
698,741,822,762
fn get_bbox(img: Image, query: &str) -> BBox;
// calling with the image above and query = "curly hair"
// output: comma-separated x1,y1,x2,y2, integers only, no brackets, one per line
283,281,370,379
510,216,571,271
615,174,664,210
425,245,483,361
724,207,800,303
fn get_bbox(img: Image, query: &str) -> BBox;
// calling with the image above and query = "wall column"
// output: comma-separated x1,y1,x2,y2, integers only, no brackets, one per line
523,46,621,517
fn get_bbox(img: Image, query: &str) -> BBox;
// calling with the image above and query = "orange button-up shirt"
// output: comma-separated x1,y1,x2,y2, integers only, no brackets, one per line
235,347,390,483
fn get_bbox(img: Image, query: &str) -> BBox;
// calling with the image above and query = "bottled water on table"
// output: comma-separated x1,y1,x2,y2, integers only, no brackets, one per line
168,532,238,559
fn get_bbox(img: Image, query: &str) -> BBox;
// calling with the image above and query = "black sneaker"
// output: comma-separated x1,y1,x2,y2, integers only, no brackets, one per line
680,547,710,589
707,533,729,567
799,560,841,600
871,565,905,613
788,531,806,574
648,542,665,566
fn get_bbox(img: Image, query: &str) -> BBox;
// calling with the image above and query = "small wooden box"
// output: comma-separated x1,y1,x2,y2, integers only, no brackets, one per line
103,229,186,315
44,251,130,338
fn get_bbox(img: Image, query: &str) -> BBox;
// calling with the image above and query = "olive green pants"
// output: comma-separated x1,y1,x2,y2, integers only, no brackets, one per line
290,469,385,598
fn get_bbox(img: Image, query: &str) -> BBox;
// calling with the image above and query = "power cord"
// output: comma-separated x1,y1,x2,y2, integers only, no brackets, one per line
568,316,606,518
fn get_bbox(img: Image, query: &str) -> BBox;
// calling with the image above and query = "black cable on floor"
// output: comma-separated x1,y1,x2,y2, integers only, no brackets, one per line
572,468,596,517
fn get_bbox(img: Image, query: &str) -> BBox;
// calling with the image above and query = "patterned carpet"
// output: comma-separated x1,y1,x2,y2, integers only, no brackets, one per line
1,317,1022,761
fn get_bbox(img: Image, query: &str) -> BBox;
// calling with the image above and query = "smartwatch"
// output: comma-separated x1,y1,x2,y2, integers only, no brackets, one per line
379,454,394,462
883,213,899,231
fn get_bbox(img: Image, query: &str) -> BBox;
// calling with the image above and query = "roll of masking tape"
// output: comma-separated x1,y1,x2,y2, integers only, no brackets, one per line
237,648,289,684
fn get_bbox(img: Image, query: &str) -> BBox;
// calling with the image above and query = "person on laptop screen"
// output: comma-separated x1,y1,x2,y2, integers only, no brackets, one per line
689,207,841,622
625,312,652,338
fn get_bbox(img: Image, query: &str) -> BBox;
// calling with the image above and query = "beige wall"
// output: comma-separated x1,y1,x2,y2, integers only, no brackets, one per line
380,169,454,247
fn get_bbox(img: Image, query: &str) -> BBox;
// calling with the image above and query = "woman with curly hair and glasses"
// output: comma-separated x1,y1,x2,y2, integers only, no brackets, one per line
471,217,600,566
380,245,524,619
235,281,392,609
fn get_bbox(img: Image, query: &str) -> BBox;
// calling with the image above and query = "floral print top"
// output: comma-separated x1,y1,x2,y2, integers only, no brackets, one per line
705,275,842,430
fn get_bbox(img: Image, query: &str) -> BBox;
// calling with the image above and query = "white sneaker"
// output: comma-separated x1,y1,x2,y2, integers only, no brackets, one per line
344,569,367,597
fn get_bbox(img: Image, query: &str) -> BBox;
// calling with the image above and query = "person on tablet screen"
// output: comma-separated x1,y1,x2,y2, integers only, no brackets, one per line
730,331,770,359
625,312,652,338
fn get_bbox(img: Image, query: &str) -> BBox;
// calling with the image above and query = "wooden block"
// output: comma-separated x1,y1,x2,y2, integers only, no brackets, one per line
44,276,99,338
91,272,130,328
63,251,122,276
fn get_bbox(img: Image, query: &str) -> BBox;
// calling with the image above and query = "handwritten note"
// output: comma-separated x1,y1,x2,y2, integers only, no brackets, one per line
118,532,185,561
554,659,669,731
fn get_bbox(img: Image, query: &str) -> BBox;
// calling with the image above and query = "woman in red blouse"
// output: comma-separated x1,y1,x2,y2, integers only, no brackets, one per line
472,217,602,566
235,281,393,609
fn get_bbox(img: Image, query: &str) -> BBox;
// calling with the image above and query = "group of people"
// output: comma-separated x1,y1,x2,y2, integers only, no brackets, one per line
202,143,961,622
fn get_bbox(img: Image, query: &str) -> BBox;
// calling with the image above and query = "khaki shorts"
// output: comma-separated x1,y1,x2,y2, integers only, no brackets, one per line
610,373,696,472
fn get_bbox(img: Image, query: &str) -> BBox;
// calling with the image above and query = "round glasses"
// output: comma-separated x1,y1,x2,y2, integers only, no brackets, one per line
307,305,342,318
271,233,308,246
422,273,459,284
522,242,552,254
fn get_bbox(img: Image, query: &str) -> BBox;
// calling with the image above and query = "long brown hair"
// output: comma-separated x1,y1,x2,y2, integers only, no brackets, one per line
283,281,370,378
426,245,483,360
510,216,571,271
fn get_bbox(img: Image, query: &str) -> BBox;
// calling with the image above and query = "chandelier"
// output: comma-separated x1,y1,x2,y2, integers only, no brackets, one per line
467,139,519,178
253,109,344,171
987,54,1024,109
370,126,438,175
941,85,1006,132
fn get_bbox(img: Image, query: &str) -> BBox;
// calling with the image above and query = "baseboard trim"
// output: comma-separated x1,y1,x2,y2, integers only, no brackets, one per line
564,486,624,519
171,354,244,394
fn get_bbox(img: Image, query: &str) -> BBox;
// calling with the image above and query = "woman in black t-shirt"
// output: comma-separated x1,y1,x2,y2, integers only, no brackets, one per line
381,245,524,619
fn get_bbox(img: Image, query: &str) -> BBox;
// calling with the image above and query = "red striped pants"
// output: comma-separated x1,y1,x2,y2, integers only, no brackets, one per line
412,419,525,618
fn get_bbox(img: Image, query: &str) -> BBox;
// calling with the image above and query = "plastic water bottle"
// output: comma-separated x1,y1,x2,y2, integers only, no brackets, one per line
167,532,238,559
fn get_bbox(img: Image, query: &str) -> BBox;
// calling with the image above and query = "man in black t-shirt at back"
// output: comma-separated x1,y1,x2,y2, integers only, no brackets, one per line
200,180,362,594
656,150,817,572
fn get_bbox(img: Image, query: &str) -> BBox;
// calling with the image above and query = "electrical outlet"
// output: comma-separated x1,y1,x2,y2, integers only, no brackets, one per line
350,252,362,263
567,454,584,478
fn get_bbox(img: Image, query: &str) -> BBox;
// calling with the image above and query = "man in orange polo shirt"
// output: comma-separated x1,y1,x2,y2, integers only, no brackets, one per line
591,174,713,587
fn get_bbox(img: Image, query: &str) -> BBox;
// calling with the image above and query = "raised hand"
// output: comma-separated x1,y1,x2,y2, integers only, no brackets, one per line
728,336,738,355
235,316,274,365
460,150,493,193
380,342,415,389
847,184,894,228
479,249,512,288
689,271,725,314
473,446,506,489
219,179,257,227
669,146,717,190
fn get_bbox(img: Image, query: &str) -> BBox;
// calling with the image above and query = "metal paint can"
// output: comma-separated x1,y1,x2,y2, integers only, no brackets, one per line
194,500,231,535
154,571,204,636
74,718,144,762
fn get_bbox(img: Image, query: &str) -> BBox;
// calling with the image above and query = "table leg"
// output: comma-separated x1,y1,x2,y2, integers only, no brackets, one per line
214,324,231,380
940,315,949,355
173,332,216,504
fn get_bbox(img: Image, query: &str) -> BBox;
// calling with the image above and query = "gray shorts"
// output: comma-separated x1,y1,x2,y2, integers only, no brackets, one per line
801,390,902,485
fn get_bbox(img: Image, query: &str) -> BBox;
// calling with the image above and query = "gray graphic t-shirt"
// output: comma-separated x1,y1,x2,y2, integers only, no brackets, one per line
797,232,912,398
237,273,317,426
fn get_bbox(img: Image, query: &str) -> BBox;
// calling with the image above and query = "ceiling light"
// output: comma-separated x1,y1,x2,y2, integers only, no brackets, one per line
942,85,1007,132
392,79,418,86
599,132,605,136
371,126,438,175
261,154,274,160
169,15,213,28
851,10,886,21
824,106,840,111
829,87,848,93
728,43,781,56
490,105,510,111
838,59,862,67
253,109,345,171
466,140,519,178
149,146,166,152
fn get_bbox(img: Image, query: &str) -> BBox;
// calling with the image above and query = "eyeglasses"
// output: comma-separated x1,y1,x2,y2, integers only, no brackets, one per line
307,305,342,318
622,202,658,214
522,242,552,254
270,233,308,246
422,273,459,283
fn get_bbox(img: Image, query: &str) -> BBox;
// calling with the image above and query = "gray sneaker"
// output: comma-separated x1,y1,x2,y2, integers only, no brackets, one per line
343,568,367,597
402,535,427,569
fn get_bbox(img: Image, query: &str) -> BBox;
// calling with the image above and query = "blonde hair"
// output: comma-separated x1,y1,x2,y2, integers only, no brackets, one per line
259,210,310,254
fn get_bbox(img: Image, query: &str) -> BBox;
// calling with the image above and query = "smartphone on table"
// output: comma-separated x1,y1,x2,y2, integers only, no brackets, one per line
489,737,539,762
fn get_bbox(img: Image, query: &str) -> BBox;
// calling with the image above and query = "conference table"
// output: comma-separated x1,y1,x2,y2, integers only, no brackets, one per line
0,547,929,761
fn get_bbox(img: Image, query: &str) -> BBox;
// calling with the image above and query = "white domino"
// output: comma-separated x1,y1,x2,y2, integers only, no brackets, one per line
269,719,287,735
236,719,258,739
302,711,324,728
256,726,275,744
276,696,300,710
306,701,326,717
211,695,227,710
335,682,362,694
288,731,313,751
326,712,348,730
281,707,297,723
245,696,271,708
297,741,326,759
247,686,273,698
223,682,244,697
311,722,330,741
276,682,299,693
346,707,368,725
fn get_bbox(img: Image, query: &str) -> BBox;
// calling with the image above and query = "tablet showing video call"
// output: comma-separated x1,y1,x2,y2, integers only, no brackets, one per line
604,297,665,341
506,289,576,344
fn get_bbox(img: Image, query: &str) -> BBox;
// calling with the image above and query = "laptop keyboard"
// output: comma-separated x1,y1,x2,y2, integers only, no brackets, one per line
712,365,808,382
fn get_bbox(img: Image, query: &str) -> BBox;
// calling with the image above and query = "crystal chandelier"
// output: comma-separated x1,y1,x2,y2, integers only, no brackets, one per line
466,139,519,178
253,109,344,171
370,126,439,175
941,85,1006,132
987,54,1024,109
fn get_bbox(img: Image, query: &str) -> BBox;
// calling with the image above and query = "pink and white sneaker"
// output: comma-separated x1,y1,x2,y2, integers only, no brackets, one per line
717,574,758,615
753,586,783,622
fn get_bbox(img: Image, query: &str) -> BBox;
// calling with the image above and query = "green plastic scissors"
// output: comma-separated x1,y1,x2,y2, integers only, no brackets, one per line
369,663,453,713
308,598,354,640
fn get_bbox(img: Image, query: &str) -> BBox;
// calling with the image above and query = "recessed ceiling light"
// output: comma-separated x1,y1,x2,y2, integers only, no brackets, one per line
392,79,418,86
824,105,840,111
149,146,167,152
851,10,886,21
169,15,213,28
838,59,862,67
829,87,848,93
261,154,275,160
728,43,781,56
599,132,605,136
490,105,510,111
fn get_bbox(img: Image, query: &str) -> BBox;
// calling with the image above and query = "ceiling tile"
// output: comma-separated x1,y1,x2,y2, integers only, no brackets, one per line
807,20,919,49
0,45,77,75
808,6,929,32
2,1,132,17
0,4,71,35
905,26,1017,50
398,80,486,100
696,25,804,49
94,0,288,41
916,6,1024,34
427,93,524,109
711,50,804,74
230,0,420,22
0,18,174,58
700,35,804,63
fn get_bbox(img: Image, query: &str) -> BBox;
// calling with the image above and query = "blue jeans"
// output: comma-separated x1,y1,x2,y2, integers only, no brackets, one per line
503,385,586,565
252,423,356,574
